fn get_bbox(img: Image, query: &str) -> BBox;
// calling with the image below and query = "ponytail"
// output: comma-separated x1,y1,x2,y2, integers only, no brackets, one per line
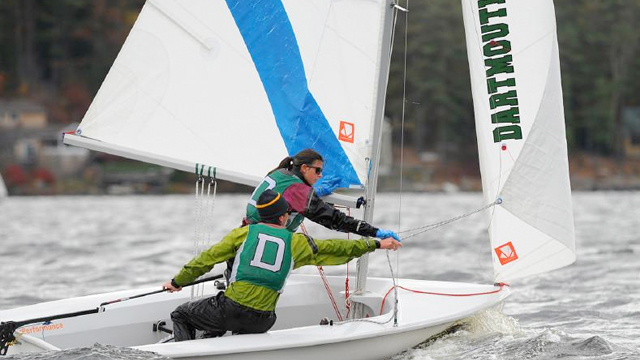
269,156,294,174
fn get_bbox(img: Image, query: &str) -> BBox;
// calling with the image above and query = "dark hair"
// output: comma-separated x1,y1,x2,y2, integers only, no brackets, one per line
270,149,323,174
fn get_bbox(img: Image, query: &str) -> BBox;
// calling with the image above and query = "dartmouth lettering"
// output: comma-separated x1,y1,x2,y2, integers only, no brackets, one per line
478,0,522,143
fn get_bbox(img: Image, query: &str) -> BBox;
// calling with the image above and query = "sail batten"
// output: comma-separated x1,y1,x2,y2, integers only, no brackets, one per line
148,0,216,49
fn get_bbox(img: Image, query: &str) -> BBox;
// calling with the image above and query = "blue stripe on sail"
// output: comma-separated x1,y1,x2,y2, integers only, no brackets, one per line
225,0,361,187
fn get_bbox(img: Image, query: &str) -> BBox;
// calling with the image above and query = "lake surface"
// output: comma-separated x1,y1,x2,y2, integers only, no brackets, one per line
0,192,638,359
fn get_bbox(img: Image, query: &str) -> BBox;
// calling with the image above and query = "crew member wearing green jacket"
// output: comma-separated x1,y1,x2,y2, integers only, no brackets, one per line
163,189,402,341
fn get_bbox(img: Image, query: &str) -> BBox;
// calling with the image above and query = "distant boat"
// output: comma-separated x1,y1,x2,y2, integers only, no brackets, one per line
0,173,7,199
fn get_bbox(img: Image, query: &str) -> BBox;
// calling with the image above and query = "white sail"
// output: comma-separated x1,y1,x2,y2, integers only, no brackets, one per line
461,0,575,282
0,3,520,358
64,0,390,202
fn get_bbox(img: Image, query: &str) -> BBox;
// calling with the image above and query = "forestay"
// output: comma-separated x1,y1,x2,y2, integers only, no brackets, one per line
64,0,391,204
461,0,575,282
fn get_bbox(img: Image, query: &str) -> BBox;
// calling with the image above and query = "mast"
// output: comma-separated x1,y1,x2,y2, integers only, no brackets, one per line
352,1,397,318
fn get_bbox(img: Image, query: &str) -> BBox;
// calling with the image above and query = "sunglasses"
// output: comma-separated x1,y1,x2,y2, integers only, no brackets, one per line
306,165,323,175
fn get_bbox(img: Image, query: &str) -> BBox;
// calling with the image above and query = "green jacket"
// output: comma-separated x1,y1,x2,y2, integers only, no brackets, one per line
173,225,378,311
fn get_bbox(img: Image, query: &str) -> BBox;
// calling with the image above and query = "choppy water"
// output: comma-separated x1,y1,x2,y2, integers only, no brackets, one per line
4,344,169,360
0,192,639,359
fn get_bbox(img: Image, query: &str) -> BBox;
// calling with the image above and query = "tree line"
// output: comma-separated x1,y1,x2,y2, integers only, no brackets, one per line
386,0,640,160
2,0,639,160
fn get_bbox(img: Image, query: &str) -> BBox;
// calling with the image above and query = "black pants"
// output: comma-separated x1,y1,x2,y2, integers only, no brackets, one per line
170,292,277,341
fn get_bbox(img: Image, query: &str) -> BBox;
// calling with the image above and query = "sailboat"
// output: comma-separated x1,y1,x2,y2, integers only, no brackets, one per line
0,173,7,199
0,0,574,359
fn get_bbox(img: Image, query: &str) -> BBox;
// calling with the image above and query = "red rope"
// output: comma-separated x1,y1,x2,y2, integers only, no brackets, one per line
301,223,344,321
344,207,351,318
379,283,510,315
344,263,351,319
317,265,343,321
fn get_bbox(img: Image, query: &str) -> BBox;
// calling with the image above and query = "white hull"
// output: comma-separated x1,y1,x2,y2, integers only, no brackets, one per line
1,274,510,359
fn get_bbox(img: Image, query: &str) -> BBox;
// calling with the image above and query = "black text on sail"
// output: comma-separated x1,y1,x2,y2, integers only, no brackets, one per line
479,0,521,143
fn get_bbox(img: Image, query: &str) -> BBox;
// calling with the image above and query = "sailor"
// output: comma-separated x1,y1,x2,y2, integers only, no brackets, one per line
245,148,400,240
163,190,401,341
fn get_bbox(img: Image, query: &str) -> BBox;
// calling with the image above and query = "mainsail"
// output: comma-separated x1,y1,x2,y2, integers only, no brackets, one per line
64,0,393,206
462,0,575,282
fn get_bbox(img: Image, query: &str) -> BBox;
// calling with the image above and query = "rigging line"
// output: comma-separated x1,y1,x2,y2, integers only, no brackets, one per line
195,179,208,299
504,144,516,163
198,177,206,253
488,144,505,226
398,0,409,224
197,176,218,299
300,223,344,321
204,174,219,249
389,6,399,55
391,0,410,328
344,207,352,319
385,249,399,327
382,4,404,324
481,143,510,276
317,266,344,322
397,199,499,234
191,176,203,300
396,0,410,274
388,1,403,68
194,177,203,255
479,144,508,277
400,200,500,240
379,283,509,315
355,157,371,294
335,311,395,326
197,180,212,299
205,180,213,248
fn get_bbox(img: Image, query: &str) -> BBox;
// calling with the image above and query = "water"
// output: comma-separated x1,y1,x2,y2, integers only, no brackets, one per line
4,344,169,360
0,192,639,359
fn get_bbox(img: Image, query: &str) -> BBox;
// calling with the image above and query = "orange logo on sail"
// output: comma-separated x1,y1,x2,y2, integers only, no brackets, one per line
495,241,518,265
338,121,355,143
